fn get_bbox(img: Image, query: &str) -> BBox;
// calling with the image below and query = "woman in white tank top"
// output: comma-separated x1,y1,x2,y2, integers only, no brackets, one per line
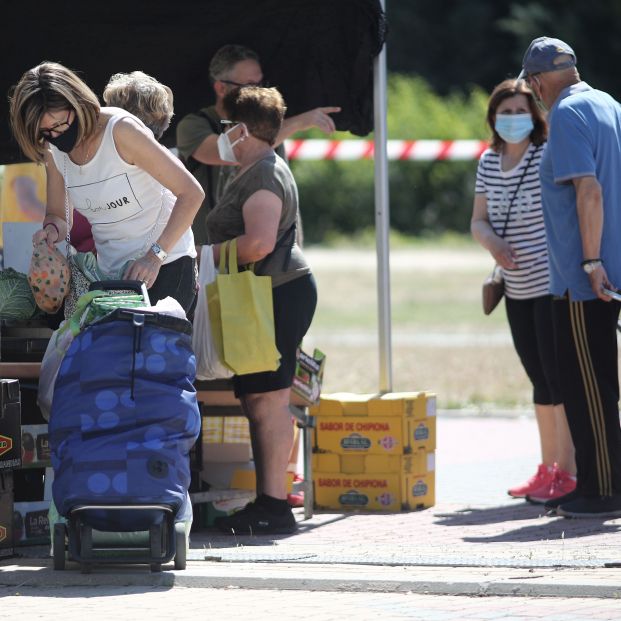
9,61,204,314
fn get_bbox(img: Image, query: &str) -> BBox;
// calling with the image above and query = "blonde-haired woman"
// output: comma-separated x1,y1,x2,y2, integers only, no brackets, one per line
9,61,203,313
103,71,173,140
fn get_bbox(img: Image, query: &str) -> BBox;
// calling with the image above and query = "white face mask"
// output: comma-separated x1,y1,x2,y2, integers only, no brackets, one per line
217,124,246,163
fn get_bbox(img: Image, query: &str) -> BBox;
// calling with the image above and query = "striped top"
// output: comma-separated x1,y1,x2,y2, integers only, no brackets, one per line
475,143,549,299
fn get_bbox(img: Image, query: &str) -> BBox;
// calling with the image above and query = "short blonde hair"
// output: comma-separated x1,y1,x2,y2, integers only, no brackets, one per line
103,71,174,139
9,61,100,163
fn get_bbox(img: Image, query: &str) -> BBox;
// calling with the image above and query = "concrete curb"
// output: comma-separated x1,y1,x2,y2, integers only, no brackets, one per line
2,561,621,599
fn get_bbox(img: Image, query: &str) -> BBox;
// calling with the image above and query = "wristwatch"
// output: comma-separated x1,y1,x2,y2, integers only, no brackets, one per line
581,258,603,274
150,242,168,262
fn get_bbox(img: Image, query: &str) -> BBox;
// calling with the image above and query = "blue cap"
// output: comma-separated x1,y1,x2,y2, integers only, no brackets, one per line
518,36,576,80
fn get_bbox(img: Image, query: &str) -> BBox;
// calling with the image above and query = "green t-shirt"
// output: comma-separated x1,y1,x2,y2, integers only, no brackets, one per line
175,106,236,245
205,153,310,288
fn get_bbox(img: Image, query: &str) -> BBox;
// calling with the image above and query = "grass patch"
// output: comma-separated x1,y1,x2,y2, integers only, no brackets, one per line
315,228,478,250
306,236,531,409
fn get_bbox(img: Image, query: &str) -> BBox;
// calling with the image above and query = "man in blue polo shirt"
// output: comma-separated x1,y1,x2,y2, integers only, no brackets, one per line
519,36,621,518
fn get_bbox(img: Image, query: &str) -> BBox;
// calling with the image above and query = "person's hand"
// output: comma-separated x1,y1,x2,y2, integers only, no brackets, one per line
123,252,163,289
490,238,518,270
589,264,614,301
33,223,59,248
297,107,341,134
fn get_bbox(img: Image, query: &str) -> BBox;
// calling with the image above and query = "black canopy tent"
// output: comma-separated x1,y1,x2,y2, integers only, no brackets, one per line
1,0,384,161
1,0,393,390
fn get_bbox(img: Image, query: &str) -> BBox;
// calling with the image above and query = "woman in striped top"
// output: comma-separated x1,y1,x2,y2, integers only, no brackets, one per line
471,79,576,503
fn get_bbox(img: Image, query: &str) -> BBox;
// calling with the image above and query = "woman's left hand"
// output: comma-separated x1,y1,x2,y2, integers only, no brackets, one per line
123,252,163,289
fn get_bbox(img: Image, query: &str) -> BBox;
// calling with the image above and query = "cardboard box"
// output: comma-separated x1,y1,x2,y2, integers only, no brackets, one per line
0,379,21,470
314,471,434,511
313,450,435,512
292,348,326,404
202,416,251,444
202,416,252,463
200,461,254,489
13,500,50,545
314,414,436,454
203,442,252,463
310,391,436,419
0,471,13,557
310,393,378,417
200,461,293,493
20,424,50,467
312,451,434,475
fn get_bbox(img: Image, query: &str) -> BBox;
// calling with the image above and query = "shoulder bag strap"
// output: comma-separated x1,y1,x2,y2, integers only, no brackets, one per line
499,146,538,239
187,110,221,208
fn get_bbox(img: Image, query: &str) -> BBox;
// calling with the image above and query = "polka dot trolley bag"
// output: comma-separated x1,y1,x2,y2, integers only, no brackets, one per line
48,306,200,531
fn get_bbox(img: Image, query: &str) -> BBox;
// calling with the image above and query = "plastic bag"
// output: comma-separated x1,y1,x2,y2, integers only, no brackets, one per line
37,321,76,421
192,245,233,380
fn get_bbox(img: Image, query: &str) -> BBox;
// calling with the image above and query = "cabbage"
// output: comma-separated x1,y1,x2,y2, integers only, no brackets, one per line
0,268,39,320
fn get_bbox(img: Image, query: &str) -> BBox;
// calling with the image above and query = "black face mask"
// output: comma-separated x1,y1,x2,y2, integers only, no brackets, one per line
45,116,79,153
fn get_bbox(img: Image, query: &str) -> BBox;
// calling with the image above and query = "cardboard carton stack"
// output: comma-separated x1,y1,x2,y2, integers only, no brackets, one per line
14,424,52,546
311,391,436,512
0,379,22,556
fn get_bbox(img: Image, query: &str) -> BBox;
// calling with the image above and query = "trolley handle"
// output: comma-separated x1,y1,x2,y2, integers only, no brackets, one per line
88,279,149,302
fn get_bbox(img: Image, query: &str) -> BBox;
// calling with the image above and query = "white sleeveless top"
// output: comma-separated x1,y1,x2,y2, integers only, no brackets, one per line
49,107,195,274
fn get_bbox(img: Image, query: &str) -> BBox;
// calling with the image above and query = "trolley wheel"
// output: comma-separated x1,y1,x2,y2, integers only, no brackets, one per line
53,523,66,571
80,523,93,558
174,523,187,570
150,563,162,573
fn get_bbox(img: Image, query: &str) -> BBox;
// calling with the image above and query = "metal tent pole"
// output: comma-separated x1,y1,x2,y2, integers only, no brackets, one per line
373,0,392,393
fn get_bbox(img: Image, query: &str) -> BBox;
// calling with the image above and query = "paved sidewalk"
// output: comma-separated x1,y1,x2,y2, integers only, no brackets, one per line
3,500,621,597
2,415,621,619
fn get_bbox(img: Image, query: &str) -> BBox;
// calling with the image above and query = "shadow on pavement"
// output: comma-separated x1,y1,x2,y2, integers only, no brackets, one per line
189,512,350,548
461,516,621,543
433,502,543,526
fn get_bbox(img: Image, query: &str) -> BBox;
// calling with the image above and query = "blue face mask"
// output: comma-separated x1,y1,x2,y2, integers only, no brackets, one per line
494,113,534,144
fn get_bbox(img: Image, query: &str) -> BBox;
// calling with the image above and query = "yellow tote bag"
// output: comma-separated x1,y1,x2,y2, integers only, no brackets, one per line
207,239,281,375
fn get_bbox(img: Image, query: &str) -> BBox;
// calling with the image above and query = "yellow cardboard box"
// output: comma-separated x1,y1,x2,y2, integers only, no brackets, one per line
202,416,252,463
309,393,380,417
202,416,251,444
312,451,433,475
314,471,434,511
310,392,436,419
312,451,435,511
370,392,437,419
314,414,436,454
231,468,294,493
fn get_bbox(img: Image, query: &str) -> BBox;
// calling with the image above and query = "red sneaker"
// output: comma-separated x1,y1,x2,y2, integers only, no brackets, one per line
287,491,304,507
507,464,553,498
287,473,305,507
527,464,577,504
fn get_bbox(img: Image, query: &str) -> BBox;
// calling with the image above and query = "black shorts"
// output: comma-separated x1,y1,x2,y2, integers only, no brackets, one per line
505,294,561,405
233,273,317,397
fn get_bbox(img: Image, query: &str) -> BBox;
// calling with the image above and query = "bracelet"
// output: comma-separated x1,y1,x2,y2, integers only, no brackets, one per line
581,258,603,266
44,222,60,240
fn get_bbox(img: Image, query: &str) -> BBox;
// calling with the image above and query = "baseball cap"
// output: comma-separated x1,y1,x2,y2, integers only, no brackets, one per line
518,36,576,80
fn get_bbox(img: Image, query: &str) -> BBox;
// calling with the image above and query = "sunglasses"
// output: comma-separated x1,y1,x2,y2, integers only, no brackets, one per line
40,109,72,139
219,79,268,88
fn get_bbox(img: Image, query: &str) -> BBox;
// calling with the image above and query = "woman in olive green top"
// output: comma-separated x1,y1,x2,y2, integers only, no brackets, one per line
206,86,317,534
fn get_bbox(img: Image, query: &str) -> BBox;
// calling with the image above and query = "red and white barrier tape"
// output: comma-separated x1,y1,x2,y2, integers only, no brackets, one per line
284,139,489,161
